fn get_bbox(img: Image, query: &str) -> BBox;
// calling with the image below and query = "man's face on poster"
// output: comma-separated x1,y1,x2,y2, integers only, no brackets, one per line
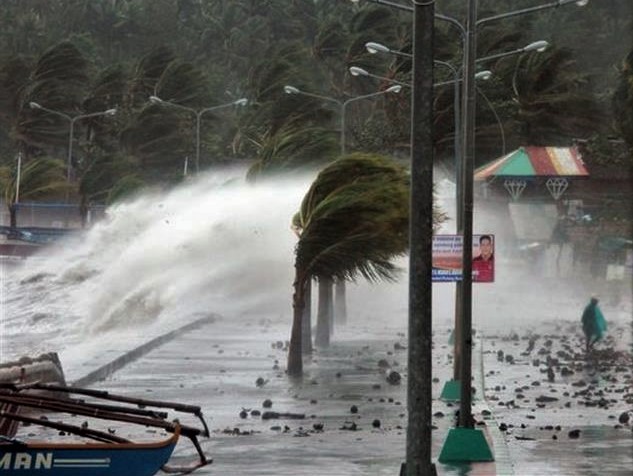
479,238,493,260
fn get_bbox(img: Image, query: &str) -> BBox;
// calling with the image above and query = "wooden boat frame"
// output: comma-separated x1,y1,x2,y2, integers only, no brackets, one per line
0,382,211,475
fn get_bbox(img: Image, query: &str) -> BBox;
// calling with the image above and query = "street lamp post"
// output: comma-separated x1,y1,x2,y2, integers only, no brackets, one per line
362,39,547,168
284,83,401,341
456,0,586,437
406,2,435,474
350,63,491,195
28,102,117,183
283,84,401,156
352,0,589,465
149,96,248,174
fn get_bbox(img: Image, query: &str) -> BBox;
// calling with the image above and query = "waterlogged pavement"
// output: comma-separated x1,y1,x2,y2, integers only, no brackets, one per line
54,316,498,476
481,317,633,476
17,314,632,475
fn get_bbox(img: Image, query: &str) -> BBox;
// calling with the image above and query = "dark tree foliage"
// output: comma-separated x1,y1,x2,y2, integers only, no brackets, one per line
0,0,629,191
613,48,633,149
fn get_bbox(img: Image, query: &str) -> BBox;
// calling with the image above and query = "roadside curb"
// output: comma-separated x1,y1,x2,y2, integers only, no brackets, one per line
72,314,219,387
476,333,515,476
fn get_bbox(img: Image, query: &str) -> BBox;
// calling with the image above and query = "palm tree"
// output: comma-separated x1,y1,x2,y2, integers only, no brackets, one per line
291,212,314,355
18,41,90,150
0,157,68,228
511,46,605,144
613,48,633,148
247,123,338,181
288,154,411,376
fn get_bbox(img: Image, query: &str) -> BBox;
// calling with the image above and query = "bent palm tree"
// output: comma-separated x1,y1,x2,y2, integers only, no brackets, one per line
288,154,410,376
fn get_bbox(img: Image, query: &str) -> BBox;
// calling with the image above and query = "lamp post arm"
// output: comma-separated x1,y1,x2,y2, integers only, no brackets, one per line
34,105,71,122
342,89,394,108
356,69,412,88
435,13,466,39
475,46,529,64
73,110,116,122
160,101,196,116
358,1,467,39
291,90,342,107
477,0,584,26
199,101,243,118
361,0,412,11
512,54,526,98
476,85,506,157
387,48,413,59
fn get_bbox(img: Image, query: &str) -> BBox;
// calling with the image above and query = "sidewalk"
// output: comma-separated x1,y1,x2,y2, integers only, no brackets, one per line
36,311,632,475
58,316,505,476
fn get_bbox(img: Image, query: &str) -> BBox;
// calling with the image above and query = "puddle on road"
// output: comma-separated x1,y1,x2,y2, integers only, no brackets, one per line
509,426,633,476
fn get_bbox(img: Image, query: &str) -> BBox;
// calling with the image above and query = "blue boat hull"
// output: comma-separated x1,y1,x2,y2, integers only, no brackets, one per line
0,434,177,476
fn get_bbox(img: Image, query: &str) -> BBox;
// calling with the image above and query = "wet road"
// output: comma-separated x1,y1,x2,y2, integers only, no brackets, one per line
10,308,633,475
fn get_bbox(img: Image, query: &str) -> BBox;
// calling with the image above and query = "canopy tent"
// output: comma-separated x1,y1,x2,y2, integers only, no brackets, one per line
474,146,589,199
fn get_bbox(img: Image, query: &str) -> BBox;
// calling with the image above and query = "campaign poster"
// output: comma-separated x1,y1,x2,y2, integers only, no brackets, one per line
432,234,495,283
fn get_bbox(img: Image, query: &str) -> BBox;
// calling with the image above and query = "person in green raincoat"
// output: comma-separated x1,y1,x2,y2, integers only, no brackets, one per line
581,297,607,352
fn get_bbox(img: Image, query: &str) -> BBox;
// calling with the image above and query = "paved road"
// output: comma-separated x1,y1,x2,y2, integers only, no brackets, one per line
77,317,500,475
17,313,632,475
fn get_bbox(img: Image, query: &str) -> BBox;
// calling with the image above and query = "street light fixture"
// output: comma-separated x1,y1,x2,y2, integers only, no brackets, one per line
351,0,590,468
29,102,117,183
455,0,586,444
350,64,497,217
353,0,589,12
362,34,548,390
365,40,549,66
511,42,551,98
351,65,492,86
283,84,401,155
149,96,248,174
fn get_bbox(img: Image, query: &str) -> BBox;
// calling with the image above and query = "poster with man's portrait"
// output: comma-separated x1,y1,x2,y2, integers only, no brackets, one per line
472,234,494,283
432,234,495,283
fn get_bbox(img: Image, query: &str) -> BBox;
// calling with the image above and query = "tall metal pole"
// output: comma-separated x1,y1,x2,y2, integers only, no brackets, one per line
458,0,477,430
29,103,116,184
340,103,347,156
195,112,202,174
67,118,75,183
406,0,435,474
15,151,22,203
150,97,247,174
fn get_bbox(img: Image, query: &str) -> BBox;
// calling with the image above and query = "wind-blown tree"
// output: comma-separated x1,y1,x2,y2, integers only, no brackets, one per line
244,42,340,180
121,46,217,181
613,48,633,149
510,46,605,145
77,152,141,227
247,122,338,181
0,55,32,161
0,157,68,227
288,154,411,376
18,41,90,151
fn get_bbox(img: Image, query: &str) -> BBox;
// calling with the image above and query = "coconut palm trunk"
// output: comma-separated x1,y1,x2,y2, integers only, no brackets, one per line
334,279,347,326
301,278,313,354
8,203,17,228
315,276,333,348
288,270,307,376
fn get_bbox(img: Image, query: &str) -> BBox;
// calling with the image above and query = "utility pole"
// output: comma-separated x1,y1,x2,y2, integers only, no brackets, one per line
405,0,436,474
458,0,477,431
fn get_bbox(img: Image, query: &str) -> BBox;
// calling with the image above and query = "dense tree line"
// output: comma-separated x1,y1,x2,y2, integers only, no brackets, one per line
0,0,630,207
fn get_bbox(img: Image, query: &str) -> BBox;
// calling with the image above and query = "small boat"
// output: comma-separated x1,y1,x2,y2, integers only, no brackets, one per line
0,382,211,475
0,353,66,389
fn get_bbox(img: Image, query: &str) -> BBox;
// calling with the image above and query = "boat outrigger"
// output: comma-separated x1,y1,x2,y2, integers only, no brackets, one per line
0,382,211,475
